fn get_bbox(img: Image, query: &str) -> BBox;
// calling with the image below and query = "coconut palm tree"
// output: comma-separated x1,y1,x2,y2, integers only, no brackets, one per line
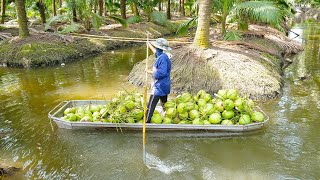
193,0,212,48
52,0,57,16
121,0,126,19
1,0,6,24
38,0,46,24
167,0,171,19
232,1,286,31
212,0,235,35
16,0,30,37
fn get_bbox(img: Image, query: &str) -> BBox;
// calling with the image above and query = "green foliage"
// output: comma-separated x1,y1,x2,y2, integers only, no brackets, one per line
45,15,71,30
127,16,142,24
224,30,242,41
233,1,285,31
109,15,128,28
59,23,81,34
151,11,167,25
91,13,103,32
176,17,198,35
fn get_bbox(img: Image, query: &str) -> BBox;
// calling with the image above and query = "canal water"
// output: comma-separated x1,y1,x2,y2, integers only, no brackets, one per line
0,23,319,179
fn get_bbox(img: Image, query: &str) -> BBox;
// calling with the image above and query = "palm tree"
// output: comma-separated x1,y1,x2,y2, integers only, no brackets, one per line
233,1,286,31
121,0,126,19
38,0,46,24
167,0,171,19
53,0,57,16
1,0,5,24
193,0,212,48
99,0,104,16
212,0,235,35
15,0,30,37
59,0,63,15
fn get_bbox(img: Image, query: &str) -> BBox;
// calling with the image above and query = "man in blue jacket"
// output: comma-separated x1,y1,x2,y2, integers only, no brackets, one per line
145,38,172,123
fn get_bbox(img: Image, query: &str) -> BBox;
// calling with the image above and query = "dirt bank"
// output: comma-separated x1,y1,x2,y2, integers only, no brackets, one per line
128,25,303,100
0,22,177,67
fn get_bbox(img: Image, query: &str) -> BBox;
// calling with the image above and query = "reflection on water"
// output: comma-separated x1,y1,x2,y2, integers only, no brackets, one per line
0,24,320,179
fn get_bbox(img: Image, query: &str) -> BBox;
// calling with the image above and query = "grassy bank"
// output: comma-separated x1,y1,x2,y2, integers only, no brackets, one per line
0,22,177,67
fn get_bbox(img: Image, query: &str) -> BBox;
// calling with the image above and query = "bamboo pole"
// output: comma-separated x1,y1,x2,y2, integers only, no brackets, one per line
143,31,150,164
70,33,194,44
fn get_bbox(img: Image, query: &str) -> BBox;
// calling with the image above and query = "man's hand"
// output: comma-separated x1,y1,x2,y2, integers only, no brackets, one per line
145,68,153,74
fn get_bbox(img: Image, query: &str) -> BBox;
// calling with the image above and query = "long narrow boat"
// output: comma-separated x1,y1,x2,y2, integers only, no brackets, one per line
48,100,269,131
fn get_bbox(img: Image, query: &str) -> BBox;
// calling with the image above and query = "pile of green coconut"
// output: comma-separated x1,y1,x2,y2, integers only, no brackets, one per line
61,89,265,125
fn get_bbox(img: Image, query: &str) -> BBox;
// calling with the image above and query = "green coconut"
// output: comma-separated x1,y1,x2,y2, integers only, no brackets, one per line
214,101,224,112
221,120,234,125
189,110,200,120
251,112,265,122
90,105,100,113
163,117,173,124
217,89,228,99
178,111,189,119
124,100,135,110
177,103,187,113
239,114,251,125
185,102,195,111
64,107,76,115
197,99,207,107
166,108,177,118
223,99,235,110
203,120,211,125
151,114,162,124
222,110,235,119
202,93,211,102
80,115,92,122
209,113,222,124
226,89,238,100
164,101,176,108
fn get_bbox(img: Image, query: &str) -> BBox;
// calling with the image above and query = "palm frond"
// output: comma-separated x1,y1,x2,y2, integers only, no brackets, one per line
151,11,167,25
127,16,142,24
176,17,198,35
45,15,71,30
91,13,103,32
59,23,81,34
109,15,128,28
234,1,285,31
224,30,242,41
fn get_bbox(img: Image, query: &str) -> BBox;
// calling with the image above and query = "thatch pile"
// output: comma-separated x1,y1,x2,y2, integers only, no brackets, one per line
128,25,303,100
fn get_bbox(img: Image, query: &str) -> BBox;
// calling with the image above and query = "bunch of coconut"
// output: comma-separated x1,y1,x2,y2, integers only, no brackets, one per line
62,90,145,123
153,89,265,125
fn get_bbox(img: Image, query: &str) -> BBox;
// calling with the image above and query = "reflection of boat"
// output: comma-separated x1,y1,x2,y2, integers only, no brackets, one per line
48,100,269,132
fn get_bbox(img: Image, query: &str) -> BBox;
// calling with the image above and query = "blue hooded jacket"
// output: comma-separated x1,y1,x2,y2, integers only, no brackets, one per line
153,49,172,96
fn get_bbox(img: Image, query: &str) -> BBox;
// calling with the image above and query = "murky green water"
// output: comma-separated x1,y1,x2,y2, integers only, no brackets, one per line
1,23,320,179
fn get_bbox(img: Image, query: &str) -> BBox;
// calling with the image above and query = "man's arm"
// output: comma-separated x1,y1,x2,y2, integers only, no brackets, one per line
147,42,156,54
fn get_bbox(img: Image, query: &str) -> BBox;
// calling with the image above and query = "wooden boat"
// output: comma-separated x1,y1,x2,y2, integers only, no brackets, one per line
48,100,269,131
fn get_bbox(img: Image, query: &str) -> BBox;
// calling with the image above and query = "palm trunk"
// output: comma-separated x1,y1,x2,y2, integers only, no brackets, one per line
238,16,248,31
193,0,212,48
121,0,126,19
52,0,56,16
167,0,171,20
1,0,6,24
99,0,103,16
181,0,185,17
15,0,29,37
133,2,139,16
158,0,161,11
58,0,62,15
72,6,77,22
38,0,46,24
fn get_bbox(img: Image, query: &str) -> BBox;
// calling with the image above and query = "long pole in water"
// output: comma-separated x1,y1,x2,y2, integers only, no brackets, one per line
143,32,149,164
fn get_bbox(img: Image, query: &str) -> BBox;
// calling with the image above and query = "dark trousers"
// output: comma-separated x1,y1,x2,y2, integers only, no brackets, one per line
146,95,168,123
